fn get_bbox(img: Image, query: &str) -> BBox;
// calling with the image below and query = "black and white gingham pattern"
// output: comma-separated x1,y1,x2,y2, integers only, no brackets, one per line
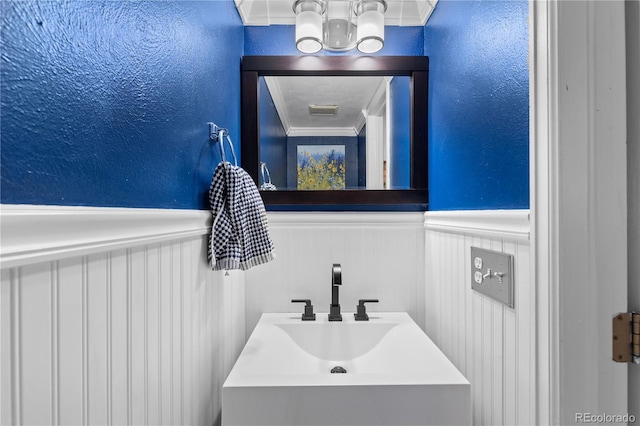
208,162,275,271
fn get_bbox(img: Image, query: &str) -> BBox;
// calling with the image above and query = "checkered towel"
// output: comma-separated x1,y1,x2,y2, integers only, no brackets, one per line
208,162,275,271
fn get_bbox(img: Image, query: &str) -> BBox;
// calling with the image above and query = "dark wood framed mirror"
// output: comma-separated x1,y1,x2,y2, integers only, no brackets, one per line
241,55,429,210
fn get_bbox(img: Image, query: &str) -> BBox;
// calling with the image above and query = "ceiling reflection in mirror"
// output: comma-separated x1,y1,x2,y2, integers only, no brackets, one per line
258,75,411,191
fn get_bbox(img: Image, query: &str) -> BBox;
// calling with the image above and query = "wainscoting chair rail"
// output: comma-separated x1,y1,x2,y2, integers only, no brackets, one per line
0,205,211,269
423,210,530,241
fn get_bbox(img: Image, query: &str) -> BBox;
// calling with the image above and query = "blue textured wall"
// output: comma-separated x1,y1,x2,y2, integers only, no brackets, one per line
245,25,425,56
425,0,529,210
358,125,367,187
389,76,411,189
259,77,288,189
1,1,243,209
1,0,528,210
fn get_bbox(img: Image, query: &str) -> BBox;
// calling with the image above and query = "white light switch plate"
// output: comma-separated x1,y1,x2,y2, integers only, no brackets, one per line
470,247,514,308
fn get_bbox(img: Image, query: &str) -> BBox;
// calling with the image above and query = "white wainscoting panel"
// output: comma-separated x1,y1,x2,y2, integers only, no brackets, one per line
424,210,533,426
0,205,245,426
244,212,426,336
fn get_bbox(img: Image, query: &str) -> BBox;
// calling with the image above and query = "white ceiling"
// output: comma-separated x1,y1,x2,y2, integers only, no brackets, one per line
235,0,437,26
264,75,390,136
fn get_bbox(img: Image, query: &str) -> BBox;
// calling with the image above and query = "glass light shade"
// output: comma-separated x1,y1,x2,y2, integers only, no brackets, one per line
356,8,384,53
296,9,323,53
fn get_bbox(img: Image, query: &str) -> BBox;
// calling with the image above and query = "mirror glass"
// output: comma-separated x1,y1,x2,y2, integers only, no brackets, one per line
258,75,411,191
241,56,429,210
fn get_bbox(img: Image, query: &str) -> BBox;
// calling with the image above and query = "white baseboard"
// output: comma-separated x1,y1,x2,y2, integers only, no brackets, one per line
0,204,211,268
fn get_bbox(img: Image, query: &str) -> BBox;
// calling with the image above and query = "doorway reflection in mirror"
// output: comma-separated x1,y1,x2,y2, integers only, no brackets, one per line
258,75,410,191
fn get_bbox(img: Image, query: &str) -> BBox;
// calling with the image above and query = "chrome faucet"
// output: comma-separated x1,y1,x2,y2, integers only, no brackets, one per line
329,263,342,321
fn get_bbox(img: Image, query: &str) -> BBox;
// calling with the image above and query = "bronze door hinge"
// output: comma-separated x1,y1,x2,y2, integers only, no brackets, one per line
612,312,640,364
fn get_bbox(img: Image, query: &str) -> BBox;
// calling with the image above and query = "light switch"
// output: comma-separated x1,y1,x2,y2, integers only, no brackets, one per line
470,247,514,308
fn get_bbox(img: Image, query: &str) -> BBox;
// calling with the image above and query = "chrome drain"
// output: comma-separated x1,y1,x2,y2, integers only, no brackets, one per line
330,366,347,374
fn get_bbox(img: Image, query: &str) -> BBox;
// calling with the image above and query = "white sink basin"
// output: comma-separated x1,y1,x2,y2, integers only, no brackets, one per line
274,321,398,361
223,312,470,426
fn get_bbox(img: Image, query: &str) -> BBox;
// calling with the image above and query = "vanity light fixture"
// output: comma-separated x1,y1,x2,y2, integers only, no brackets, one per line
293,0,387,54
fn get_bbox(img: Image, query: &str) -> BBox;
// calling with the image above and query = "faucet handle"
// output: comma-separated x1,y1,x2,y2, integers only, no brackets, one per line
332,264,342,285
291,299,316,321
354,299,379,321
